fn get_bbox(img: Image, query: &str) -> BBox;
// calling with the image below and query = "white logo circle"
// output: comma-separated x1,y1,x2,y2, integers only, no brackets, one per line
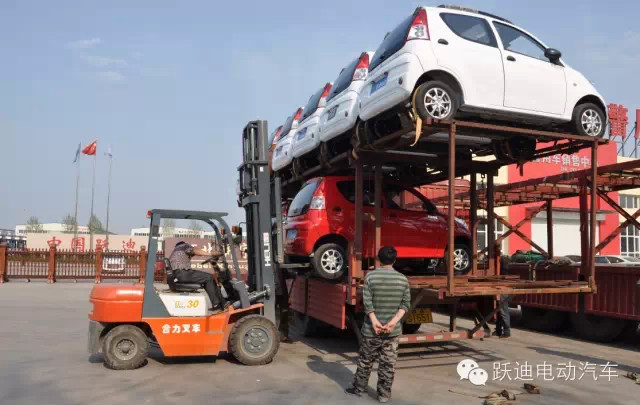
456,359,480,380
468,367,489,386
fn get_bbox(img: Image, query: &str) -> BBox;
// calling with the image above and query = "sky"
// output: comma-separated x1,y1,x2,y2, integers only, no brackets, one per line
1,0,639,233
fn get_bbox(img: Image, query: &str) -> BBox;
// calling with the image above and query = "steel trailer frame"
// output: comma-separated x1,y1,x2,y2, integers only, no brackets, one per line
272,118,606,344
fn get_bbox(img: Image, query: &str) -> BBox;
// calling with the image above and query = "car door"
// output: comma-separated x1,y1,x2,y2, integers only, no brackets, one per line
430,11,504,107
492,21,567,115
333,179,376,258
382,185,445,258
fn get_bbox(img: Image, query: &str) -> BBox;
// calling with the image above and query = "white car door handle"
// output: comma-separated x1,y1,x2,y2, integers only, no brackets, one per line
438,39,449,45
507,55,516,62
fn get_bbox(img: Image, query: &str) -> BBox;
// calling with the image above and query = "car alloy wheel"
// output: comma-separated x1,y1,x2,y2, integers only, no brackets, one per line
453,248,470,272
581,108,603,137
320,249,344,274
424,87,452,119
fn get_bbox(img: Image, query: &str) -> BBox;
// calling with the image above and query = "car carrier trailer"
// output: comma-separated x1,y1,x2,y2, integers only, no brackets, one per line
243,116,609,346
426,159,640,342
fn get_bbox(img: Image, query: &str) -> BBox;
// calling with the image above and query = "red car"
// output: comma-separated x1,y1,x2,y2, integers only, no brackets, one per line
284,176,472,279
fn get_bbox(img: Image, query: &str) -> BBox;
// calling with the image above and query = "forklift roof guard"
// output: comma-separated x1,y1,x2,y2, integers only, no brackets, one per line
141,209,247,318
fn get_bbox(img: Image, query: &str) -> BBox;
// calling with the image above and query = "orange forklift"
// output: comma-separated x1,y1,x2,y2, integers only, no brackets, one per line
88,122,288,369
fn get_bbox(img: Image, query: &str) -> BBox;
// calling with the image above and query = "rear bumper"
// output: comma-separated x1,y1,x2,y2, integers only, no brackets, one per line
319,92,359,142
88,320,104,354
359,52,422,121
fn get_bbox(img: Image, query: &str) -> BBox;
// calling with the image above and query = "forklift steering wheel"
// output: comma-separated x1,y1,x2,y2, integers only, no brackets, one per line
201,256,218,266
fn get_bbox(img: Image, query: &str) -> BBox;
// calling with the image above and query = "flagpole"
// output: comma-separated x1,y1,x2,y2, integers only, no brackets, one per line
90,153,96,251
105,150,112,249
73,155,80,243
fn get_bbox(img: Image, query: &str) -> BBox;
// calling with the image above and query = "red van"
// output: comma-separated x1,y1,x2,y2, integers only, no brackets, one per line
284,176,472,279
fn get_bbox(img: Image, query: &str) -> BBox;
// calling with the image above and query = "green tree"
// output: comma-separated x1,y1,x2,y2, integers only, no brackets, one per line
87,215,105,234
188,220,203,233
25,216,43,233
62,214,77,233
163,219,176,239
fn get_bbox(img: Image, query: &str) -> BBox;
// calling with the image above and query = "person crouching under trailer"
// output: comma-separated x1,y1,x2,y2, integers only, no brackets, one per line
346,246,410,403
168,241,229,313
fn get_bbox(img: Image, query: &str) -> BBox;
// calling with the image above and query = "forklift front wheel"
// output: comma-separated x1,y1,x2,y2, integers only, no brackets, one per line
102,324,149,370
229,315,279,366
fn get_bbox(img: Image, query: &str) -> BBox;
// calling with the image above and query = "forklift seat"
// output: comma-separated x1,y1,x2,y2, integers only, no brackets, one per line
164,258,202,293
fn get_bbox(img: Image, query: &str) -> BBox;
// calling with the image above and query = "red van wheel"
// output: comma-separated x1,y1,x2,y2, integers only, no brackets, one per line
312,243,346,280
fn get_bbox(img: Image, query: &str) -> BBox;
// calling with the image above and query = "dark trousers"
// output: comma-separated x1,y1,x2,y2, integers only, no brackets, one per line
496,295,512,336
175,269,224,308
352,335,400,399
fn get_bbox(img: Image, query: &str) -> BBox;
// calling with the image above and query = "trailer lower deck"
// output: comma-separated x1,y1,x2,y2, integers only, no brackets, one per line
288,272,591,346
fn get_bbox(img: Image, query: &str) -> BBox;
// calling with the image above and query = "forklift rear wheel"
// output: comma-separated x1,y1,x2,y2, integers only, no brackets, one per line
229,314,279,366
102,324,149,370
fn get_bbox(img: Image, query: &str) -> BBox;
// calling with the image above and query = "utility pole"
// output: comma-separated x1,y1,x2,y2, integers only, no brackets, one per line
105,147,113,249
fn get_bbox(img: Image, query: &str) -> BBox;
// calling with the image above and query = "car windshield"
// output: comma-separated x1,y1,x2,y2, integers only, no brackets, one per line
327,57,360,102
280,114,295,138
288,180,320,217
369,12,414,72
301,87,325,121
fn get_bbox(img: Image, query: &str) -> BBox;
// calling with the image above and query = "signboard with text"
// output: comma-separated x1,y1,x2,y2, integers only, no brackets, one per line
26,234,147,252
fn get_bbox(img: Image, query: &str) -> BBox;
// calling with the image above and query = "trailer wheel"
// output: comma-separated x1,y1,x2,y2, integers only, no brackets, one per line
295,312,321,337
102,324,149,370
312,243,346,280
402,323,421,334
444,244,472,275
229,314,279,366
521,307,568,332
414,80,458,121
570,312,625,343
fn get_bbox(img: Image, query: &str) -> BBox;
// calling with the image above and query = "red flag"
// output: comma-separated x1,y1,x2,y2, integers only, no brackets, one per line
82,141,97,156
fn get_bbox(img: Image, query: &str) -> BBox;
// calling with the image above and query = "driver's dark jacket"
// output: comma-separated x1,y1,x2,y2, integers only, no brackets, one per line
168,243,194,271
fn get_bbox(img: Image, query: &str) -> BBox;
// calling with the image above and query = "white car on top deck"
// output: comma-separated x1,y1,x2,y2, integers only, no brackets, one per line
291,82,333,159
318,51,375,152
359,5,607,138
272,107,303,172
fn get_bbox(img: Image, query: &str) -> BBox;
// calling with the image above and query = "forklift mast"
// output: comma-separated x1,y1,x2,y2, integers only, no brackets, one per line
238,121,278,323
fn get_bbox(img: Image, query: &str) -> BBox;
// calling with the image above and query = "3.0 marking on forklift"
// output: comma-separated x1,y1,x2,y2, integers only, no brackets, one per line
161,323,202,334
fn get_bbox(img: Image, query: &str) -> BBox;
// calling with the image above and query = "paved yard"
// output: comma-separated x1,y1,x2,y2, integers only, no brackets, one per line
1,282,639,405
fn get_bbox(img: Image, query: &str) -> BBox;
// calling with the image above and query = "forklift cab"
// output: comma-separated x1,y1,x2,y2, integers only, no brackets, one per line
88,209,279,370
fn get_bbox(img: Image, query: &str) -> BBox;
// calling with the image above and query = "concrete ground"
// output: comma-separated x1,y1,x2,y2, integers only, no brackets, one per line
1,282,639,405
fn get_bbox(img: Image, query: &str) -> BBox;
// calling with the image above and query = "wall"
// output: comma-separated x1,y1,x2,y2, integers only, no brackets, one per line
507,142,620,255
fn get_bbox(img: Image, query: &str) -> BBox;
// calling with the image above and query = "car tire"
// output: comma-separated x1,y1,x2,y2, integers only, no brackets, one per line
444,244,472,275
571,103,606,138
229,314,279,366
521,307,568,332
295,312,321,337
570,312,625,343
413,80,458,121
102,324,149,370
312,243,347,280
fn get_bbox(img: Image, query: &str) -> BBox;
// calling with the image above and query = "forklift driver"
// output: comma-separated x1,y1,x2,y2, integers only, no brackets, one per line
169,241,229,312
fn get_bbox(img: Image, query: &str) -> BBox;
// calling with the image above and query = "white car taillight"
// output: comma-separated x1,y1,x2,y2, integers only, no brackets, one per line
352,53,370,81
407,8,429,41
310,196,325,210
